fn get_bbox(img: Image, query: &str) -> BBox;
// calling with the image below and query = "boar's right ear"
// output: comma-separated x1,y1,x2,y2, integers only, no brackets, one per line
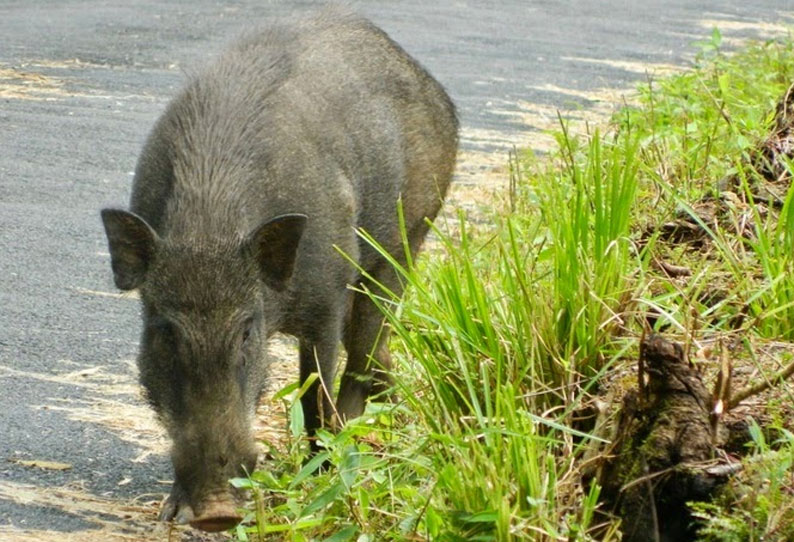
100,209,158,291
245,214,307,292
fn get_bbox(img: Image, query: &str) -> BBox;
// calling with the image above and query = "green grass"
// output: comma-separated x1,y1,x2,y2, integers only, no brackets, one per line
692,422,794,542
232,28,794,541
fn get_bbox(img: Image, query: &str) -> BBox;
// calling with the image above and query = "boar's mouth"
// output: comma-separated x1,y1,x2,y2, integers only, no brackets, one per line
189,491,243,532
190,513,242,532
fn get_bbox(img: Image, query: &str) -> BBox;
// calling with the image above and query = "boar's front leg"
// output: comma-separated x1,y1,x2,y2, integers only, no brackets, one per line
299,323,341,445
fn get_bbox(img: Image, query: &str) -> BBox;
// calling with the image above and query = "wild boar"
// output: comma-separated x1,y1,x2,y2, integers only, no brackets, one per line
101,7,457,531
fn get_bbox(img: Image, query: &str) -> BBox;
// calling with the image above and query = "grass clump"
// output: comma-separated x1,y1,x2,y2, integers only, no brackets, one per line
692,422,794,542
233,28,794,541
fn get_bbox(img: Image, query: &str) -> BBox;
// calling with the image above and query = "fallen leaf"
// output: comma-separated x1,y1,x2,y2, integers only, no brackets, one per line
10,459,73,471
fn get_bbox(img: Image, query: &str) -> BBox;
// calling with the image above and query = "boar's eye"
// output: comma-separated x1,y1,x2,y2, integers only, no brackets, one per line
240,317,255,347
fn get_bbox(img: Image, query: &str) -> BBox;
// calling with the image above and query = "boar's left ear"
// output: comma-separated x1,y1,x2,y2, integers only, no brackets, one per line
245,214,307,292
101,209,159,291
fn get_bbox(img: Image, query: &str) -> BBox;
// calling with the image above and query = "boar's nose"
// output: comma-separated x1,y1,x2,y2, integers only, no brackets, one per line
189,491,242,532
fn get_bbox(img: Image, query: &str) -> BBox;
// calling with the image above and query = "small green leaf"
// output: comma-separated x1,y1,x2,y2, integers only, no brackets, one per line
322,525,358,542
290,400,305,439
718,72,730,97
527,495,546,508
398,514,418,534
425,507,442,538
301,482,344,517
357,486,370,520
289,451,331,489
461,510,498,523
296,372,320,399
229,477,253,490
272,380,299,401
258,517,323,533
711,26,722,48
235,523,249,541
315,428,335,448
286,497,302,517
339,445,361,489
748,418,766,450
250,469,280,488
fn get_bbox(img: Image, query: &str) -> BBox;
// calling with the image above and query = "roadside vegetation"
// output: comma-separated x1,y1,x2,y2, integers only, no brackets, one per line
232,28,794,541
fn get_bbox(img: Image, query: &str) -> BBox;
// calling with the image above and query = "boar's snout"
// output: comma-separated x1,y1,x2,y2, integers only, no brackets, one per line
190,490,242,532
169,430,257,531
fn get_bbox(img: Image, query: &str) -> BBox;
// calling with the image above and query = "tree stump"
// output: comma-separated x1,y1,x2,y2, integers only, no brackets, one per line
598,334,735,542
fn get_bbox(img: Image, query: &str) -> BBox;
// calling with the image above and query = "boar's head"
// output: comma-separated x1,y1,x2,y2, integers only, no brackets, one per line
101,209,306,530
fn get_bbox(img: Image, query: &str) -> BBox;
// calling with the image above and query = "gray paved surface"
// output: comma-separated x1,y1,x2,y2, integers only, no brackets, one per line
1,1,792,540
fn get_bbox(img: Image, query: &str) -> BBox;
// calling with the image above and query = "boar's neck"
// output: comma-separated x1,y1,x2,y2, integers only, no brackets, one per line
154,56,293,243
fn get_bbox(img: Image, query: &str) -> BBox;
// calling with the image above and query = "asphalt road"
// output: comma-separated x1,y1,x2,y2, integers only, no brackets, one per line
1,1,792,540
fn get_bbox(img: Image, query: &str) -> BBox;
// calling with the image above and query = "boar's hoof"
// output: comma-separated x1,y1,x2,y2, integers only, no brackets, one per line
174,505,195,525
190,498,242,532
159,488,194,523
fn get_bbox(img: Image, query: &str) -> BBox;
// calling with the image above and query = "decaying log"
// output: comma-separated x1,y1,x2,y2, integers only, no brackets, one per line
599,334,738,542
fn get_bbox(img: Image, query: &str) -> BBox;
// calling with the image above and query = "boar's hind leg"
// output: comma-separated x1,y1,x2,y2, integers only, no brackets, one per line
338,219,438,420
337,262,404,421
